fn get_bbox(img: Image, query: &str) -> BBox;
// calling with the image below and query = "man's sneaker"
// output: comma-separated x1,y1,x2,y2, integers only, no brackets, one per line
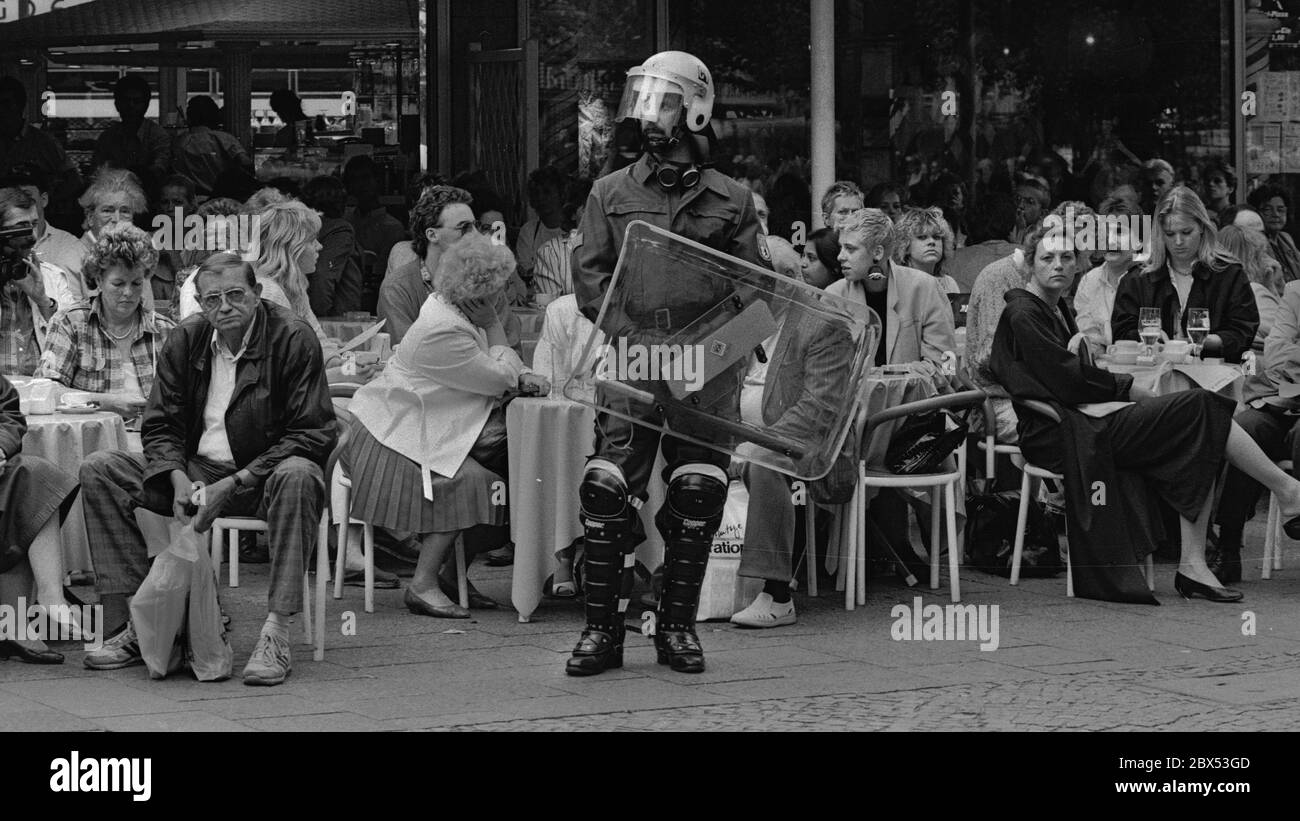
729,592,797,629
84,623,144,670
242,629,291,686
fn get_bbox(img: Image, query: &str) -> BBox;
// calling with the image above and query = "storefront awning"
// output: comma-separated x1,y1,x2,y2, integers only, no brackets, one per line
0,0,419,48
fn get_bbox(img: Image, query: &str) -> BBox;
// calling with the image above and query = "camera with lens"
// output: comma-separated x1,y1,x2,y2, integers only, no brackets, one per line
0,224,37,284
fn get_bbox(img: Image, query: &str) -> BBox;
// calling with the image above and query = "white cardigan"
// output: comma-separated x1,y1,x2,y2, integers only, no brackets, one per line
349,293,525,490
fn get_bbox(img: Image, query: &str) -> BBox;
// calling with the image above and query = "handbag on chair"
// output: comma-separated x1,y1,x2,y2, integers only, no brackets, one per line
885,407,971,475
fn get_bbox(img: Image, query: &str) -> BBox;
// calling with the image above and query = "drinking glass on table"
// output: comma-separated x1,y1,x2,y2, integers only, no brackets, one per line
1138,307,1162,357
1187,308,1210,357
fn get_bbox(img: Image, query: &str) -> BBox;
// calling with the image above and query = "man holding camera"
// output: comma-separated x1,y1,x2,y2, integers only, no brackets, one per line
0,187,77,375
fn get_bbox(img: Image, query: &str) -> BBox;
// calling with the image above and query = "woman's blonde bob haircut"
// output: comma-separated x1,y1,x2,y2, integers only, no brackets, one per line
433,232,517,304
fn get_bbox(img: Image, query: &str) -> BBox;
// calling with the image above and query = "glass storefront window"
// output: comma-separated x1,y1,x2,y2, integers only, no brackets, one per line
532,0,658,178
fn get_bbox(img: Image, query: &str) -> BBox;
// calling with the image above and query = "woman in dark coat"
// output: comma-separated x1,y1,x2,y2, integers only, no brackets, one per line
991,221,1300,603
0,375,80,663
1112,186,1258,363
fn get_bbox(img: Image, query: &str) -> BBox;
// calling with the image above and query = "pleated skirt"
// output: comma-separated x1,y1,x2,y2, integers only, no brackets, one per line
342,416,508,535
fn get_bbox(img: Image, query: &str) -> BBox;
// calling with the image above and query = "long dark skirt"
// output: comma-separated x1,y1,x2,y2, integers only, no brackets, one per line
342,410,508,535
0,455,80,574
1023,389,1235,520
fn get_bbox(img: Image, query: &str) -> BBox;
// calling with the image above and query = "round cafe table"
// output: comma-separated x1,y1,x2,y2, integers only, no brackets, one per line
508,394,667,622
22,410,131,574
1098,359,1245,402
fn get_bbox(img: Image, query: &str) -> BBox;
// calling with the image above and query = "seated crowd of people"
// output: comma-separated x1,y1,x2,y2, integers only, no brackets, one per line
5,67,1300,683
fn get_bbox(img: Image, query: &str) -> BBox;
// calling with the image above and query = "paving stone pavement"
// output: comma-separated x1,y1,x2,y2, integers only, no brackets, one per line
4,523,1300,732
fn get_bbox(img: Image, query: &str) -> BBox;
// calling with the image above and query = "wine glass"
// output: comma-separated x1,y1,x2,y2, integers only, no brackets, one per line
1138,307,1162,358
1187,308,1210,357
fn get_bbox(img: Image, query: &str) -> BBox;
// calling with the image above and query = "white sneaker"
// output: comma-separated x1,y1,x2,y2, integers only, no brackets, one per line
730,592,797,629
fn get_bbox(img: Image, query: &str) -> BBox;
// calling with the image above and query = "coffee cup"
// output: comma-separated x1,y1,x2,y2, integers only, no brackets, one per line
1162,340,1191,363
1107,340,1141,365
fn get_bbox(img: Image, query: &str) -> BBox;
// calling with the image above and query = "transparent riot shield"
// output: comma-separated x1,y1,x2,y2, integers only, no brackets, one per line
565,220,880,481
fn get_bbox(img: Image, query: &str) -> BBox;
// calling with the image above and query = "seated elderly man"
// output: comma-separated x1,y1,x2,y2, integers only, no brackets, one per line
0,186,77,375
80,252,336,686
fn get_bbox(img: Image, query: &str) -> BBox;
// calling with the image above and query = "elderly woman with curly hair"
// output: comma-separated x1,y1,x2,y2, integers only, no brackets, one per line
36,223,175,417
345,233,549,618
892,206,960,294
76,168,148,300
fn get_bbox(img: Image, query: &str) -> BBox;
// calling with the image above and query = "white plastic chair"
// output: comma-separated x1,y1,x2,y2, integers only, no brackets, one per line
845,389,985,608
1263,459,1292,579
210,512,330,661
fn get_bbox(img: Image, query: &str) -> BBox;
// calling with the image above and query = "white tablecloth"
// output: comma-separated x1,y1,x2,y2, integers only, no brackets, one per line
23,411,130,573
508,396,666,622
1100,360,1244,402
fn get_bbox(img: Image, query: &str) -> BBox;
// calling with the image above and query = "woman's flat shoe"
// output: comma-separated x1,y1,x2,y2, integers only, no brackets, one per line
0,640,64,665
1174,572,1243,603
403,587,470,619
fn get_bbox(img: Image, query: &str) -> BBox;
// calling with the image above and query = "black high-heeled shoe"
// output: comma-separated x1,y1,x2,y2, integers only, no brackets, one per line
1174,572,1243,603
0,640,64,665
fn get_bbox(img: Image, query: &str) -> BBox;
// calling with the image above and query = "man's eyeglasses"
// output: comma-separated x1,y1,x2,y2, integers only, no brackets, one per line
199,288,251,312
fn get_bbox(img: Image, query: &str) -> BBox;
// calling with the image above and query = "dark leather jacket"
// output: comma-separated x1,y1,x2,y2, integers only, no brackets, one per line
141,300,336,494
1111,260,1258,363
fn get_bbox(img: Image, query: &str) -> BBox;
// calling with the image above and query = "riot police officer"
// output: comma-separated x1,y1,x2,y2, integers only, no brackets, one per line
568,51,769,676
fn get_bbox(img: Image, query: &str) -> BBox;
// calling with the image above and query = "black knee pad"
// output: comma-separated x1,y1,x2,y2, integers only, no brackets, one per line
659,465,729,545
580,460,633,550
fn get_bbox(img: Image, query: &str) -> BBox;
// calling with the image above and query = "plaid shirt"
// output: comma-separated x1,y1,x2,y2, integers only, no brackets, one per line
35,299,176,395
0,284,42,375
0,262,75,375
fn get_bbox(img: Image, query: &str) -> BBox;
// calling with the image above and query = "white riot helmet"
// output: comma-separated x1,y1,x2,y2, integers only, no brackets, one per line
616,51,714,134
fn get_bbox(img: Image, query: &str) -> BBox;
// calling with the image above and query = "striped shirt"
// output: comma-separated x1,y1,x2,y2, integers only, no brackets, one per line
532,231,582,297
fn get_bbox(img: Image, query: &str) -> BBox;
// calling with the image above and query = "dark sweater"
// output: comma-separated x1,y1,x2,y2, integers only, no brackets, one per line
1111,260,1258,363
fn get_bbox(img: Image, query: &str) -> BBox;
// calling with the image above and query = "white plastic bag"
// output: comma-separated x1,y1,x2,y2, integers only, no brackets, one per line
696,481,762,620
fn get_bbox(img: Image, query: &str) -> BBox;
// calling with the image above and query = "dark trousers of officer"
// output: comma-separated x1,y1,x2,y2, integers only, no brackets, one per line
581,396,733,637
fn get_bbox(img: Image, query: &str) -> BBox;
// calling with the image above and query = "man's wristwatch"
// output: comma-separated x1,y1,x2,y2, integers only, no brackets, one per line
233,472,245,488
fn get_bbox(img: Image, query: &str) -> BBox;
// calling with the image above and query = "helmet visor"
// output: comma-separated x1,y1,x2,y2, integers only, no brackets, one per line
615,75,685,128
